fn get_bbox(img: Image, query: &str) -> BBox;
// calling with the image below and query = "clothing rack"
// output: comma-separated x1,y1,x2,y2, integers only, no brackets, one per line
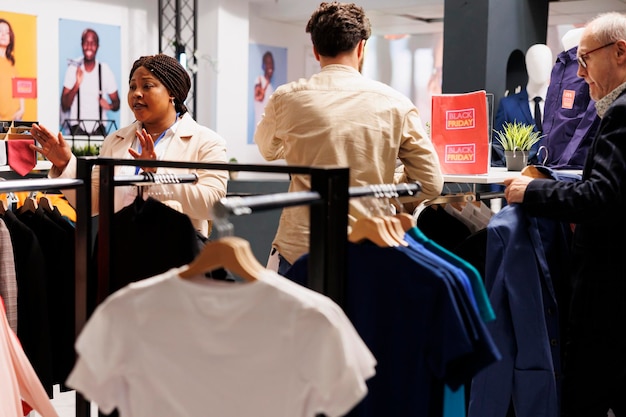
0,177,86,329
214,181,422,302
73,157,351,417
0,177,86,414
73,156,421,417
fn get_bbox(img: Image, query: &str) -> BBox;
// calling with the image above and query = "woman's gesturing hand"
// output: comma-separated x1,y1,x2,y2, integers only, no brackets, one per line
29,123,73,171
128,128,158,173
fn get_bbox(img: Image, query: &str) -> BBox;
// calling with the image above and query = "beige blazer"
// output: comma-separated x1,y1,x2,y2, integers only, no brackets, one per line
51,113,228,237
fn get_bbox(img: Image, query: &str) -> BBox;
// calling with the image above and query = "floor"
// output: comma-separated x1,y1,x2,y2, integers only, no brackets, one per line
29,385,98,417
31,386,616,417
28,385,615,417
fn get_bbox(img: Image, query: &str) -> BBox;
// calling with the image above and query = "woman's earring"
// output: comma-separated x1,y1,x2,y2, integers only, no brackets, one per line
171,98,175,105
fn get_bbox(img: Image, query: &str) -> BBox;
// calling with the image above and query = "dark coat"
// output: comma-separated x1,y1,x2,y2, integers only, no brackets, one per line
522,89,626,416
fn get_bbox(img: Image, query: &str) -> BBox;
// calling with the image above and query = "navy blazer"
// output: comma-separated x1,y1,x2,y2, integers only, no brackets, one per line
492,89,543,167
468,203,572,417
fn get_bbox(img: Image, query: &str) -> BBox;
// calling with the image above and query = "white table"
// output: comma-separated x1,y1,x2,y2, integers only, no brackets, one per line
443,167,521,185
439,167,582,212
443,167,582,185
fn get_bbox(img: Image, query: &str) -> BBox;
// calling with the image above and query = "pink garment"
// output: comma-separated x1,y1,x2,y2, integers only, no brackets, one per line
0,298,59,417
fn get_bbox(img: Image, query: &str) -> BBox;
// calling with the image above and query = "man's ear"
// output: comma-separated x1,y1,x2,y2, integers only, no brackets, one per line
616,39,626,62
356,39,366,60
312,45,321,62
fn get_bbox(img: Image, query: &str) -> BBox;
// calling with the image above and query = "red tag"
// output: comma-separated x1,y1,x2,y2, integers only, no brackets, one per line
12,78,38,99
562,89,575,109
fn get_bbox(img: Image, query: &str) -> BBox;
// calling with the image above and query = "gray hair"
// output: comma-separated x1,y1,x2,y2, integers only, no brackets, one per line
586,12,626,44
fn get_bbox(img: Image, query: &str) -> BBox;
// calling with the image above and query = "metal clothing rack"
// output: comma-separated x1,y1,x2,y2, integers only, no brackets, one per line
73,156,421,417
0,178,84,194
73,157,351,417
214,181,422,304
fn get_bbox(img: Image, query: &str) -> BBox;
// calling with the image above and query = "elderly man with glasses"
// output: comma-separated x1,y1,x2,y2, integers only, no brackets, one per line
502,12,626,417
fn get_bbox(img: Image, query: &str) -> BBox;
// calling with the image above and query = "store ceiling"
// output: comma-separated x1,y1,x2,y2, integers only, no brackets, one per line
250,0,626,36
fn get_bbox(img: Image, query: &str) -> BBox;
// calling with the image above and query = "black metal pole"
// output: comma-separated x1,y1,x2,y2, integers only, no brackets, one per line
308,167,350,306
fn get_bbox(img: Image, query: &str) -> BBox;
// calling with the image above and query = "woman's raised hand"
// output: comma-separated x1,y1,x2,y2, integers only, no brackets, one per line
29,123,73,171
128,128,158,173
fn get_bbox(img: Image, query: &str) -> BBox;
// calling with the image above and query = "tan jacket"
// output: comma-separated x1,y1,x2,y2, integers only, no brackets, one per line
255,64,443,264
51,113,228,237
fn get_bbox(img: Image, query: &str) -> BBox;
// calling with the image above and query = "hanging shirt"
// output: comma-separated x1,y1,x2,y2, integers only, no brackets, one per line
407,226,494,323
287,242,500,417
67,267,376,417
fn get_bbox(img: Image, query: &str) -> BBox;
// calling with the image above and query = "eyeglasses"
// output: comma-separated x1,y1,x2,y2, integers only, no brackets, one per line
577,42,616,68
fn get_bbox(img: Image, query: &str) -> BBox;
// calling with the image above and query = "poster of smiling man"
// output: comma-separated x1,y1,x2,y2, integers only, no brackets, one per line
248,43,287,144
58,19,121,137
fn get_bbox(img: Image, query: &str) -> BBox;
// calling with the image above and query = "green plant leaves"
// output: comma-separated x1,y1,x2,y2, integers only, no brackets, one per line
494,121,543,151
71,144,101,156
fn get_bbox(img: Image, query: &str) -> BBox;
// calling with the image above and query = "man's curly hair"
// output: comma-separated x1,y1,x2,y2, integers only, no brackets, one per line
306,2,371,57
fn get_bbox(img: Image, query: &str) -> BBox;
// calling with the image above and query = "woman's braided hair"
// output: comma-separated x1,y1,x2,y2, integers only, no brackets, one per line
130,53,191,115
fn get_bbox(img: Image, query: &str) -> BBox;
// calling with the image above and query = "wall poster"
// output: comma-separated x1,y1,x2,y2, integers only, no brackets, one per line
247,43,287,145
58,19,121,138
0,11,37,123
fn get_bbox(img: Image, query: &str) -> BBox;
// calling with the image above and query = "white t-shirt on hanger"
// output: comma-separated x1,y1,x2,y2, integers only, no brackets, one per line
66,267,376,417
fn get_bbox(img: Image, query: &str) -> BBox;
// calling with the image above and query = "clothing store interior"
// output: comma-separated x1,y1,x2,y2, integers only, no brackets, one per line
2,0,626,416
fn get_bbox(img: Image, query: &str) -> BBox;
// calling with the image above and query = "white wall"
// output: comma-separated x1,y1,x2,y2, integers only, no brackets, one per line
235,10,309,175
193,0,310,178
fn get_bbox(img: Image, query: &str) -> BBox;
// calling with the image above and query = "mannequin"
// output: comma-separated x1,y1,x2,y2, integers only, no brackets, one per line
561,27,584,52
491,44,553,167
540,26,600,169
525,44,552,109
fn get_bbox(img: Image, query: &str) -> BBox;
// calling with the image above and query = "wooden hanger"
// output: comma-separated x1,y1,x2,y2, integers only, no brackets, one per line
349,216,399,247
38,194,54,212
384,216,409,246
19,195,38,214
521,165,551,179
178,236,263,282
424,193,476,207
394,212,416,232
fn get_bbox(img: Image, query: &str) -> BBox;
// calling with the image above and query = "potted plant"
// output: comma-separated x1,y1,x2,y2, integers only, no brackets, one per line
494,121,543,171
228,157,239,180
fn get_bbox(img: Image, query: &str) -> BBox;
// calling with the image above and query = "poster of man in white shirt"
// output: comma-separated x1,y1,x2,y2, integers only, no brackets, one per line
58,20,121,137
247,44,286,144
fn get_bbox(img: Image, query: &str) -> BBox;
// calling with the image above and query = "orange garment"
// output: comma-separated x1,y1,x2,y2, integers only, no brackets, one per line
0,192,76,223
